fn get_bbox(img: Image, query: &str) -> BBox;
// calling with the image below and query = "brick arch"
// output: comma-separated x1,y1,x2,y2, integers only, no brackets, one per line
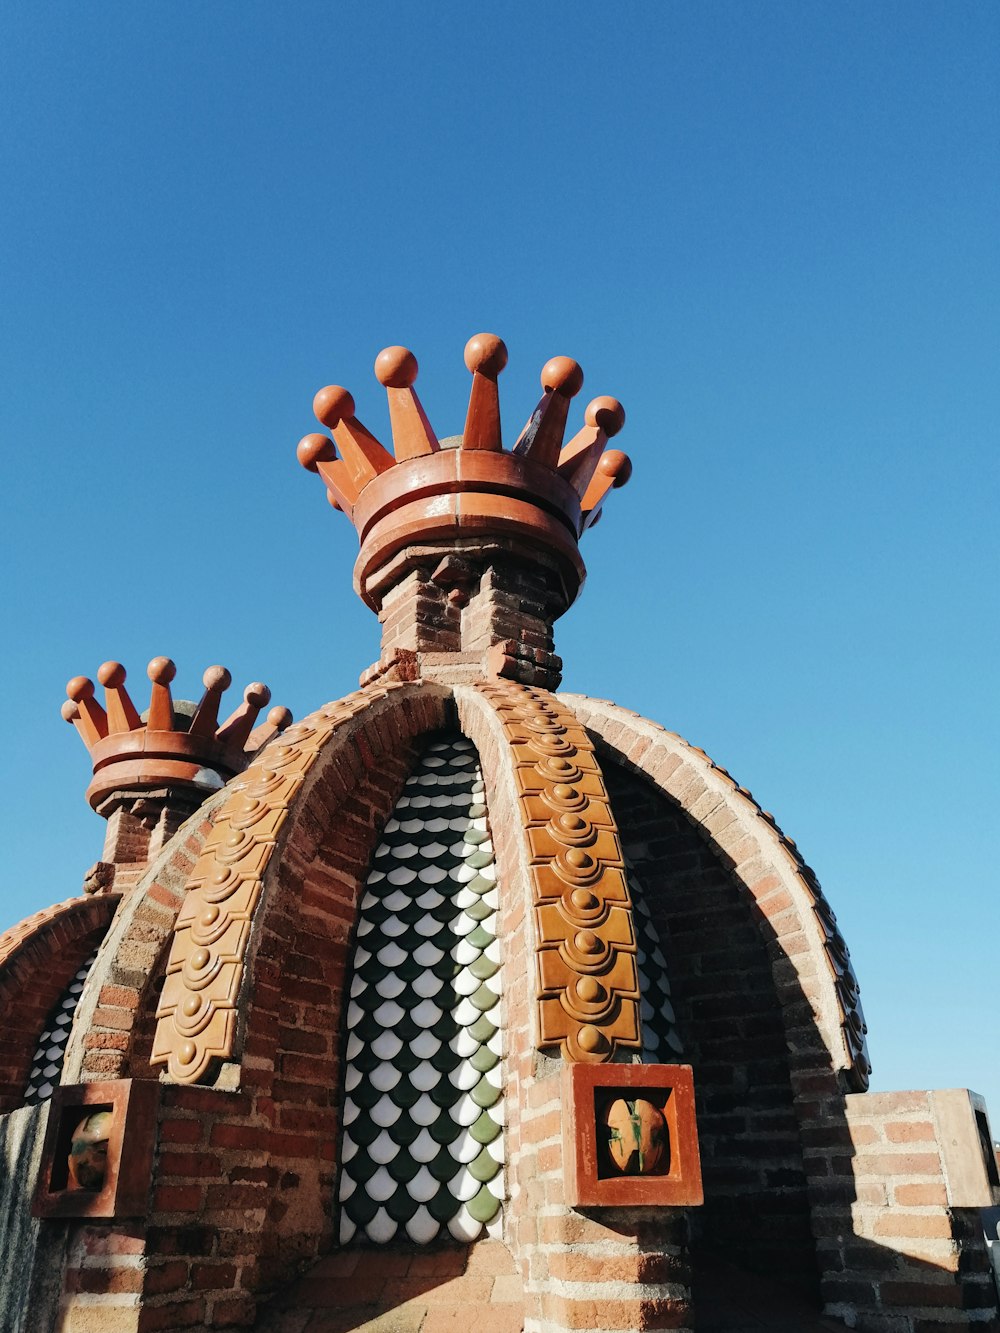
558,694,869,1093
0,895,119,1110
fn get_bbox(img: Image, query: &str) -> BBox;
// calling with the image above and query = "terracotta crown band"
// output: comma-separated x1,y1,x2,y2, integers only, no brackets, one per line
297,335,632,610
62,658,292,810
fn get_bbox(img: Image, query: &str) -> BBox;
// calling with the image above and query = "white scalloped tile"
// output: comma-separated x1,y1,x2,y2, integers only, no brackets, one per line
415,888,446,909
346,1002,364,1028
448,1061,480,1092
371,1031,403,1060
366,1208,396,1244
339,1215,356,1245
405,1206,439,1244
450,1029,479,1058
452,969,480,998
413,972,443,999
407,1166,439,1204
369,1130,401,1165
410,1094,439,1126
411,1061,441,1092
486,1135,505,1163
447,1208,482,1243
342,1098,360,1126
411,998,443,1028
411,1030,441,1059
411,1128,438,1162
371,1062,402,1092
382,889,413,912
417,865,448,884
340,1134,359,1163
344,1065,362,1092
451,939,480,966
455,1094,482,1127
371,1094,402,1127
376,941,407,968
373,1000,404,1028
338,1173,357,1201
349,975,367,999
449,1168,480,1202
374,974,406,1001
452,997,480,1026
448,1131,481,1164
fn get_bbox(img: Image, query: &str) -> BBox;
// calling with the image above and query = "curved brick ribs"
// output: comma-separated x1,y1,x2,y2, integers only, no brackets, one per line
151,684,404,1084
475,680,641,1062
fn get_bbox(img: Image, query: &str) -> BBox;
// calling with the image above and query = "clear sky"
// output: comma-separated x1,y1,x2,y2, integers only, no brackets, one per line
2,6,997,1113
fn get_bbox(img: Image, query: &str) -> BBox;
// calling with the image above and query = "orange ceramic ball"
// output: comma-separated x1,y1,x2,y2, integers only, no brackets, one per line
313,385,355,428
541,356,584,397
464,332,508,377
97,661,127,688
147,657,176,685
296,432,336,472
374,345,418,388
597,449,632,488
585,395,626,436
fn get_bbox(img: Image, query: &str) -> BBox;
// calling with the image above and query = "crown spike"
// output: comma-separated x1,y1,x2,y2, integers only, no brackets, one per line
247,704,293,754
146,657,177,731
189,665,232,738
512,356,584,468
217,682,271,751
581,449,633,530
313,386,395,491
558,396,626,497
297,432,361,515
97,661,142,735
462,333,507,451
65,677,108,748
374,346,439,462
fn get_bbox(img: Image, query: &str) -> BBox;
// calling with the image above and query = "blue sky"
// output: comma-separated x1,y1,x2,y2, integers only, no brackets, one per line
2,5,997,1112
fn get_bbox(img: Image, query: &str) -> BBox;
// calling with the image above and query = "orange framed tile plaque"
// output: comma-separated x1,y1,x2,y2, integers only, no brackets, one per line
562,1062,703,1208
33,1078,159,1220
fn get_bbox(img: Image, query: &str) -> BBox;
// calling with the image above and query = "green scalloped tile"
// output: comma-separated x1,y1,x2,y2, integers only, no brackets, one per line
350,1078,382,1111
349,1043,382,1075
429,1044,462,1074
469,1110,502,1145
428,1110,461,1145
468,1014,498,1044
430,1012,460,1042
430,1077,461,1109
464,898,494,923
345,1115,383,1150
465,874,494,897
427,1187,458,1224
469,957,498,985
471,1075,501,1109
428,1145,460,1183
354,1011,386,1043
466,925,493,950
468,803,487,818
467,1183,502,1224
464,850,494,870
387,1151,420,1185
343,1190,380,1227
388,1114,423,1148
386,1183,419,1224
388,1079,423,1111
468,1146,502,1184
342,1146,379,1179
463,829,489,847
470,1045,499,1074
469,984,498,1013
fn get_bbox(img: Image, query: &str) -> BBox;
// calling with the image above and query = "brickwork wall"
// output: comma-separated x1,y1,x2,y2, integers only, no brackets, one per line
806,1091,998,1331
602,759,819,1295
456,686,693,1333
0,896,119,1111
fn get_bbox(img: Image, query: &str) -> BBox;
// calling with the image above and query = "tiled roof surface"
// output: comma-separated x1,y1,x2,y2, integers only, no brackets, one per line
338,734,505,1245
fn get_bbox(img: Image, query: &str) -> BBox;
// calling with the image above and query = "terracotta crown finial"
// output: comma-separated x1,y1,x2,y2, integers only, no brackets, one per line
296,333,632,610
61,658,292,810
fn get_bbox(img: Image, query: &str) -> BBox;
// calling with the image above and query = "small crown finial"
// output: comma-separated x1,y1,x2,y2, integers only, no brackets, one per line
313,386,356,429
374,346,418,389
97,661,127,688
61,700,79,723
147,657,176,686
202,665,232,692
584,396,626,435
464,333,508,378
297,433,336,473
541,356,584,398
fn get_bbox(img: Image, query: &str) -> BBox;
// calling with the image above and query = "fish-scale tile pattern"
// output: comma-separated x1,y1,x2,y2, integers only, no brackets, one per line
627,864,684,1062
339,734,505,1245
23,946,99,1105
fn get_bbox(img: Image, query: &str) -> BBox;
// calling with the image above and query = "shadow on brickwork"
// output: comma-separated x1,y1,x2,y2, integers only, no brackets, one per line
601,754,999,1333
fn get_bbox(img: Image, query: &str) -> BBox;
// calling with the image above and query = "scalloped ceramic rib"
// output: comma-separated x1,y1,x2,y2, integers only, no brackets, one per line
151,684,401,1084
474,681,642,1062
338,733,505,1245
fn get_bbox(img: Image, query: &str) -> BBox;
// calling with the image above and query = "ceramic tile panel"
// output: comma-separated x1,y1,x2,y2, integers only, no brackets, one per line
338,732,505,1245
23,947,100,1106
